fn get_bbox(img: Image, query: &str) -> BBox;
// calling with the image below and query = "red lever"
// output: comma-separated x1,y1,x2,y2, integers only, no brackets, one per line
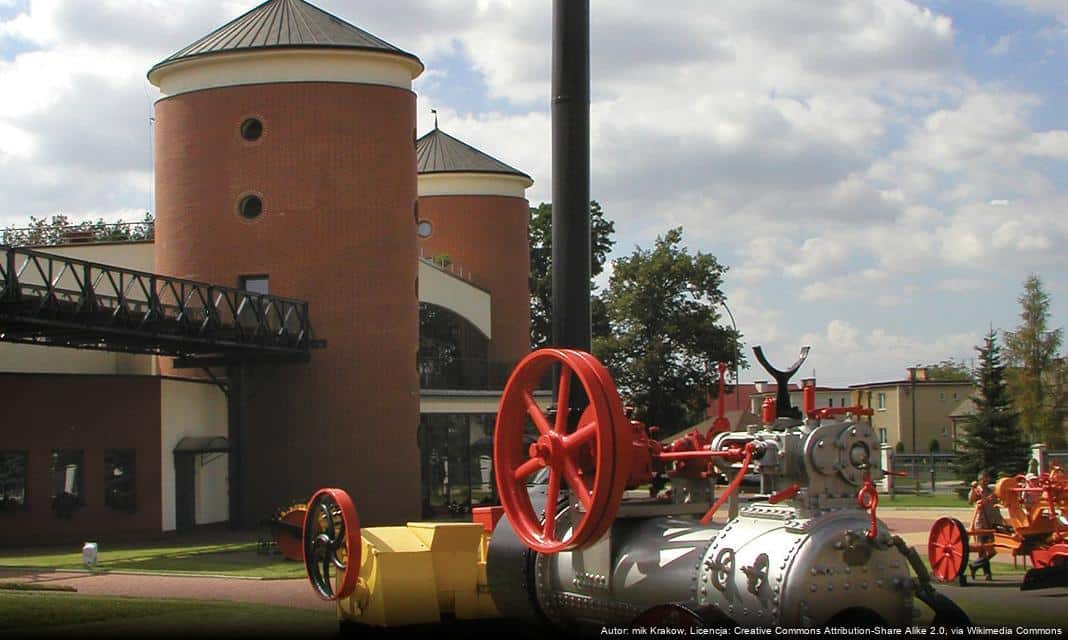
857,475,879,540
768,483,800,504
700,442,755,525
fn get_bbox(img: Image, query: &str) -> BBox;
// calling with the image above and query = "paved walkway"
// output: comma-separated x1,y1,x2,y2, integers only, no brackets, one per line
0,567,334,612
0,506,961,611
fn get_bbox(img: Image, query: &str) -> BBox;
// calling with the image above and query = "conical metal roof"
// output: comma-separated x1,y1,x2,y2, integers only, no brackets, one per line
416,128,531,180
149,0,421,76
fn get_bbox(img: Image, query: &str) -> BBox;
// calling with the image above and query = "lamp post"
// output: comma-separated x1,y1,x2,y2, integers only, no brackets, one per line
720,300,739,410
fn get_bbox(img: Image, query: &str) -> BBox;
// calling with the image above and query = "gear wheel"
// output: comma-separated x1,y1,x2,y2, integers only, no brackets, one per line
273,502,308,562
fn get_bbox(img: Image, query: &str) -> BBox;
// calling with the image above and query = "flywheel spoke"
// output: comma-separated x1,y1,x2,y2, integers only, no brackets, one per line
543,469,561,540
564,422,597,451
554,369,572,434
524,392,553,435
562,457,593,511
514,456,545,481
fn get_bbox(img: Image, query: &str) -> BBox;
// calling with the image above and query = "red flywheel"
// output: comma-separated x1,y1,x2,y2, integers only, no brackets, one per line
302,488,362,601
494,349,631,554
928,516,969,583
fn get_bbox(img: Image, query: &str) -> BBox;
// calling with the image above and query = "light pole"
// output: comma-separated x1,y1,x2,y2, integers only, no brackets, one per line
720,300,739,410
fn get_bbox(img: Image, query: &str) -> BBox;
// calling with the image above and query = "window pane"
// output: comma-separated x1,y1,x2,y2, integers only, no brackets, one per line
0,451,28,509
104,449,137,512
241,275,269,295
51,449,84,517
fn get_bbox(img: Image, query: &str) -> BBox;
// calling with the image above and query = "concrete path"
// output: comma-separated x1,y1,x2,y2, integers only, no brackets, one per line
0,507,957,609
0,567,333,612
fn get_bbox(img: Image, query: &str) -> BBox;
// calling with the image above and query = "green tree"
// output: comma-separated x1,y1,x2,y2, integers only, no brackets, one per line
923,358,972,382
1003,275,1066,447
529,200,615,348
593,227,741,434
1,212,155,246
954,330,1028,480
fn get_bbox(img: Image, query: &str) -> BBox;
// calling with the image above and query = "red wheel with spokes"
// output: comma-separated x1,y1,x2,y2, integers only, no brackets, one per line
302,488,361,601
928,517,969,583
494,349,631,554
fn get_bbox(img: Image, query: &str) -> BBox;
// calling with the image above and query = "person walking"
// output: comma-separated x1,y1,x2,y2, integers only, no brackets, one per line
967,470,1003,581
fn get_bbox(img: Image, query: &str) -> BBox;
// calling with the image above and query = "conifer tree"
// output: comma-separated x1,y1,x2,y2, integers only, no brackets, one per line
955,330,1028,479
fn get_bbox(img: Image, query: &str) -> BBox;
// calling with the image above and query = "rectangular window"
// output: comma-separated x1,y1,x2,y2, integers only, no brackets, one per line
0,451,28,510
238,275,269,328
877,392,886,409
840,398,847,407
51,449,84,516
828,398,833,407
879,428,887,443
240,275,269,295
104,449,137,512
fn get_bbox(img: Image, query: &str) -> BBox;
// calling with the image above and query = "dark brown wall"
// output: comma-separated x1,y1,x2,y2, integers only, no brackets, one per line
154,82,420,526
417,194,531,366
0,375,162,544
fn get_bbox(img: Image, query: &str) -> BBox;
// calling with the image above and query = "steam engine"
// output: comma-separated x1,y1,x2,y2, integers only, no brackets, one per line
301,346,965,632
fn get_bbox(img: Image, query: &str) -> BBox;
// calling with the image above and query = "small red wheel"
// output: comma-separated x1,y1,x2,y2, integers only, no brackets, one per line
928,517,970,583
494,349,630,554
302,488,361,601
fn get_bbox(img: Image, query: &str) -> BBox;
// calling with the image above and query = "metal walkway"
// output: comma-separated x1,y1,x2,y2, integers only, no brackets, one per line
0,245,314,365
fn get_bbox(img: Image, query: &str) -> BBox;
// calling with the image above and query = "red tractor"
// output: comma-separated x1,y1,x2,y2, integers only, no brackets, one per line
928,462,1068,590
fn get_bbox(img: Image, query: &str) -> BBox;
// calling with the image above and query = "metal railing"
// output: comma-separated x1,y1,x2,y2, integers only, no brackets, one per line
1,245,311,360
417,357,519,390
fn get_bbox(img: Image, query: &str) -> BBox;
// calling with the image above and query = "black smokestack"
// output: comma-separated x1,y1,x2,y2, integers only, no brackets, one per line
550,0,591,351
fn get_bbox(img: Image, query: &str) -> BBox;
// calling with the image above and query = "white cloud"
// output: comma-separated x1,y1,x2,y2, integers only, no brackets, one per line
2,0,1067,387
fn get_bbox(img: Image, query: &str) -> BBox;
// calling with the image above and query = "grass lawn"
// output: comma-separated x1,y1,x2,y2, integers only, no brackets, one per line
0,540,305,579
0,591,335,636
880,493,970,509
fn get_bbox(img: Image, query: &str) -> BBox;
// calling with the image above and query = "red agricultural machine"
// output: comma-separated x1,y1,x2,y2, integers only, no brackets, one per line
298,346,970,633
928,463,1068,590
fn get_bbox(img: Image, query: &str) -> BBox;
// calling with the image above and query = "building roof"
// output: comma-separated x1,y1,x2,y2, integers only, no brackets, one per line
416,128,531,180
850,379,973,389
149,0,422,76
949,397,978,419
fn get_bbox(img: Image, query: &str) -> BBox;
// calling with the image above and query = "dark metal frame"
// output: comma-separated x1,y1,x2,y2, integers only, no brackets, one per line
1,245,312,364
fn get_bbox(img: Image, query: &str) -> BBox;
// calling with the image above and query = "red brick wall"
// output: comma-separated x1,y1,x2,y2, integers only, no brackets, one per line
154,82,421,526
0,374,162,544
417,194,531,366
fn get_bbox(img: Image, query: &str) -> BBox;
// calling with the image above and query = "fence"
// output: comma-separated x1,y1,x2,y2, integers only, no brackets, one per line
891,451,1068,494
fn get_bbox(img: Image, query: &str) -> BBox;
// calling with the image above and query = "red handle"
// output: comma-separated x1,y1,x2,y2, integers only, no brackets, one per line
699,442,755,525
857,476,879,540
768,483,800,504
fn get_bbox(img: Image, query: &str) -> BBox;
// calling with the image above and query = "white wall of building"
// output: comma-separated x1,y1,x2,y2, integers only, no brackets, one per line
160,378,228,531
418,172,533,198
418,259,492,338
149,49,420,97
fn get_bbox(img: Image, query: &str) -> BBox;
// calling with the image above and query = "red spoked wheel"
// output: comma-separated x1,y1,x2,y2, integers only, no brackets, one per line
928,517,970,583
302,488,361,601
494,349,631,554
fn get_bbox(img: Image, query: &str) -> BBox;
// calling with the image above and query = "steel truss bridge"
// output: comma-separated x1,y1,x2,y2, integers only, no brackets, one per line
0,245,315,367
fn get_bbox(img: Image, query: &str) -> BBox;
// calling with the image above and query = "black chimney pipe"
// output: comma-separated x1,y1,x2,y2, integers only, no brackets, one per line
550,0,591,352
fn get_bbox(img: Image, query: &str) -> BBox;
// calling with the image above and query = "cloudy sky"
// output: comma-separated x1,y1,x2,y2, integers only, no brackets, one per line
2,0,1066,386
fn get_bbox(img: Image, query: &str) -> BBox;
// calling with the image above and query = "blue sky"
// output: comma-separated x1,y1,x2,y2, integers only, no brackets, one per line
1,0,1066,386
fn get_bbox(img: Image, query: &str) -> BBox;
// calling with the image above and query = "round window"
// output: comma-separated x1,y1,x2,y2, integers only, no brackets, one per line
238,195,263,220
240,118,263,142
417,220,433,238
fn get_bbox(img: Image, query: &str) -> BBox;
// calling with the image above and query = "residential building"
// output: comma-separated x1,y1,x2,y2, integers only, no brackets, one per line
851,368,974,452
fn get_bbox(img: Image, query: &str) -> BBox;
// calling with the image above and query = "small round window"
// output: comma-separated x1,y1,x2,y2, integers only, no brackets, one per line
238,195,263,220
240,118,263,142
417,220,433,238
